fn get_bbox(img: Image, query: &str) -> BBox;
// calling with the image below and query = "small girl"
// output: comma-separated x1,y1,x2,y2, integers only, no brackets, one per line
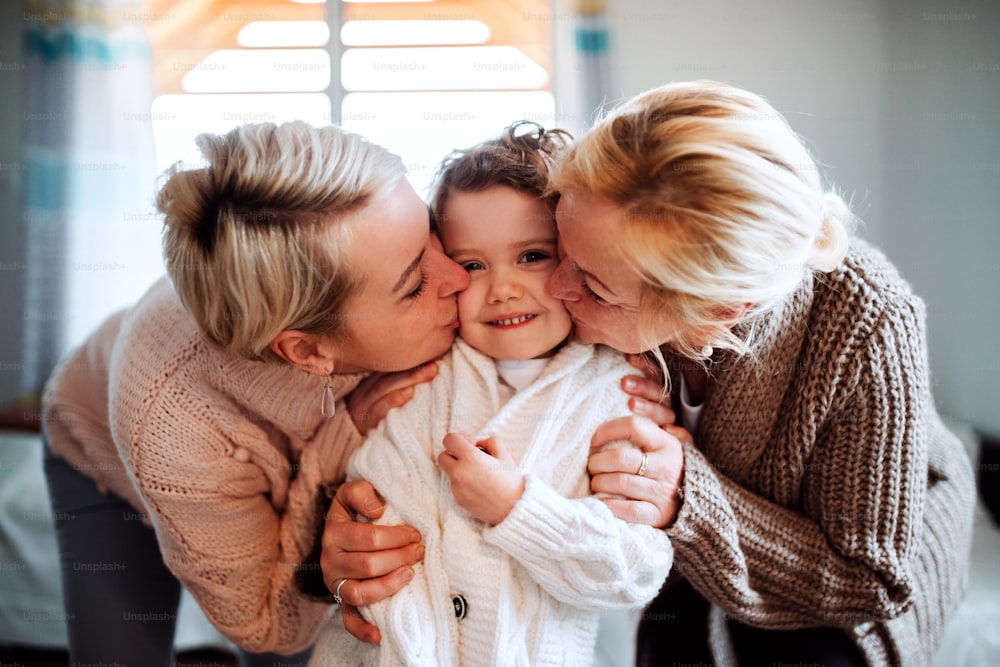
310,123,672,667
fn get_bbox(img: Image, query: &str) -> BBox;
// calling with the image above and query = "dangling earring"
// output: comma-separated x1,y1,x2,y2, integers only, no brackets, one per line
320,374,336,418
701,343,714,358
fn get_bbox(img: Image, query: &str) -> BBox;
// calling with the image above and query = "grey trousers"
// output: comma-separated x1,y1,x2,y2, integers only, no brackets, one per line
42,441,313,667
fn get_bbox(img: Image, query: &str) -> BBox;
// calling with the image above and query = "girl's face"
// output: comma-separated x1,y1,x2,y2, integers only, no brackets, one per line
439,186,573,361
333,180,469,372
547,188,675,354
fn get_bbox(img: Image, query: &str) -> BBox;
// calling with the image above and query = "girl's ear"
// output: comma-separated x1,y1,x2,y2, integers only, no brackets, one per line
269,330,339,376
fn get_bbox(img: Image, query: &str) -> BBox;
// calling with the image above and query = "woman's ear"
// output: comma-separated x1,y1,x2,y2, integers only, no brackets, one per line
715,302,753,329
269,330,338,376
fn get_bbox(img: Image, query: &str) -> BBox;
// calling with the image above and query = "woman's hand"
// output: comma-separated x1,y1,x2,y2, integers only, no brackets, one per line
620,351,696,451
590,352,689,528
346,363,439,436
439,433,525,525
621,353,674,427
320,481,425,644
588,416,687,528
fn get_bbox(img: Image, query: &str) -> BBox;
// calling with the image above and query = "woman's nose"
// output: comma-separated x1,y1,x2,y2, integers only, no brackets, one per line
436,249,470,296
546,257,582,302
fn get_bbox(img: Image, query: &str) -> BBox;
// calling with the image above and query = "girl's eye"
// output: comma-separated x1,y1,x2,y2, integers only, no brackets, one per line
519,250,550,264
404,273,428,300
462,261,485,272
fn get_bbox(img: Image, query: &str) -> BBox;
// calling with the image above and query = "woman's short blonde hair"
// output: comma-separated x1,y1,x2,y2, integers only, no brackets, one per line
158,121,406,362
550,80,855,360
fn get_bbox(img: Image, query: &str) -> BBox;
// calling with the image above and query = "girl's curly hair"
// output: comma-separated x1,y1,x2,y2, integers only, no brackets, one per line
429,120,573,228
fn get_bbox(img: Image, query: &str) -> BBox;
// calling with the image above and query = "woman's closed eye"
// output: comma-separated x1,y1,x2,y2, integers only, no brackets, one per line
582,280,609,305
404,273,428,300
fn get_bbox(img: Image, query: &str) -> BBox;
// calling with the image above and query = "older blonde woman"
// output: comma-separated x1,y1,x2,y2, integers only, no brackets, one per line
336,82,976,666
545,81,976,665
41,121,469,664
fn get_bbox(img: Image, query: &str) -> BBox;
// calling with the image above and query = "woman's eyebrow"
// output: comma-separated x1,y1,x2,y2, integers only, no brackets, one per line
392,249,425,293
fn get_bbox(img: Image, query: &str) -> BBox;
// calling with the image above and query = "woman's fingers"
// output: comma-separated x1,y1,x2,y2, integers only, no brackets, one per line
324,521,424,561
598,497,667,527
628,395,675,428
321,480,424,601
621,373,674,427
341,603,381,644
336,561,419,643
591,414,668,454
664,424,694,446
346,363,439,435
621,373,668,404
626,352,664,383
331,558,417,607
587,414,686,529
589,442,651,477
335,480,387,521
590,464,683,529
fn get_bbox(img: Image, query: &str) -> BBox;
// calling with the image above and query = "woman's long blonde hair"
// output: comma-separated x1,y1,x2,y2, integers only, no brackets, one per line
551,80,854,361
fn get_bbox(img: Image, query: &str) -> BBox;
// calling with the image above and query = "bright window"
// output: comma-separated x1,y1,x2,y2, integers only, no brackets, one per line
338,1,555,197
147,0,555,197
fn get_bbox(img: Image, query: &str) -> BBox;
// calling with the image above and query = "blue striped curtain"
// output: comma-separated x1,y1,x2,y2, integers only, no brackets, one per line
20,0,160,397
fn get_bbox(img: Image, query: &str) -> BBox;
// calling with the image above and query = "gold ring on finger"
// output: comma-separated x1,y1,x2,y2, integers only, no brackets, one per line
636,451,649,477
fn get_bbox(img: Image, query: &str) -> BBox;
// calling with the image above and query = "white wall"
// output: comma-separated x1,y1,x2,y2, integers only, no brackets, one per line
595,0,1000,435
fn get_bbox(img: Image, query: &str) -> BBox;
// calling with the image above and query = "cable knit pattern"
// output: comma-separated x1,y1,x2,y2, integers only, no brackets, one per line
42,277,366,653
310,339,673,667
663,237,975,666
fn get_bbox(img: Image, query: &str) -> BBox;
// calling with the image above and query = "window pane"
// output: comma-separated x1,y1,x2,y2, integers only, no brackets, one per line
342,91,555,197
150,93,332,172
238,20,330,47
341,20,490,46
181,49,330,93
342,46,548,91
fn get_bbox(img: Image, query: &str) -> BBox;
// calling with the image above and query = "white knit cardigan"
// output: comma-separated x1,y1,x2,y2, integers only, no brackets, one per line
311,339,673,667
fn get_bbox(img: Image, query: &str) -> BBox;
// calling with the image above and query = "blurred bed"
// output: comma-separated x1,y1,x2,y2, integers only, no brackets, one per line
0,428,231,653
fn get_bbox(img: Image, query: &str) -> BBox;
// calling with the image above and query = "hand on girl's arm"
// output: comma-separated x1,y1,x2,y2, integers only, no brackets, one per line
588,416,686,528
345,363,439,435
621,353,676,427
587,351,688,529
439,433,525,525
320,480,425,644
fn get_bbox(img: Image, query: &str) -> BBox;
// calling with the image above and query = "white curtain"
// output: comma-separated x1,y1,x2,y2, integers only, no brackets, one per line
20,0,163,397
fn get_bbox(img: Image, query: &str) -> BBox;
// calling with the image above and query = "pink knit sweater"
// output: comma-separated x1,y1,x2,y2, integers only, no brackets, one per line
42,277,366,653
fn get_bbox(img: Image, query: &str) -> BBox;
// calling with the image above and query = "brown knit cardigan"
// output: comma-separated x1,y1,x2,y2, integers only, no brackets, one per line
662,237,975,666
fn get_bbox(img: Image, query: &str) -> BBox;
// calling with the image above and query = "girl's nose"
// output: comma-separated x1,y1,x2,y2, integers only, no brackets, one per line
487,267,524,303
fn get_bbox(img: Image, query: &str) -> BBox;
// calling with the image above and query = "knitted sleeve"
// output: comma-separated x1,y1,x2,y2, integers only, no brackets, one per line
484,474,673,610
667,296,929,628
126,396,362,653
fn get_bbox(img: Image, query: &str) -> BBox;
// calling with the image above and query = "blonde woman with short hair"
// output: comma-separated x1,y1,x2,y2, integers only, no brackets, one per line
41,121,470,664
